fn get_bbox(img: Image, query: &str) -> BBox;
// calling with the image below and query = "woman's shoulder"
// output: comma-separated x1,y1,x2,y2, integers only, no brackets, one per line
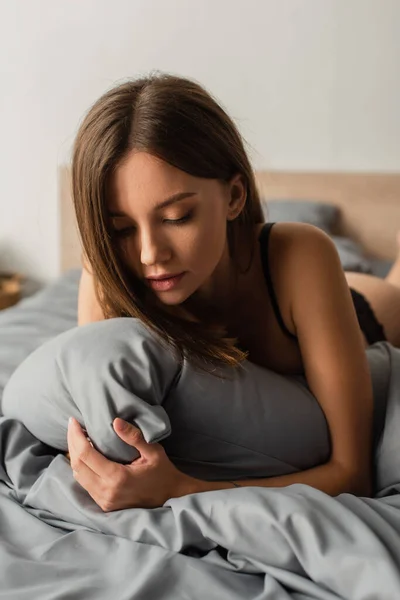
258,221,337,273
258,220,332,245
254,221,348,352
258,221,342,315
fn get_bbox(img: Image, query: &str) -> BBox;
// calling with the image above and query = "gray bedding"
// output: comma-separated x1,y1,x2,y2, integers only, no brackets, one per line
1,268,400,599
0,268,80,401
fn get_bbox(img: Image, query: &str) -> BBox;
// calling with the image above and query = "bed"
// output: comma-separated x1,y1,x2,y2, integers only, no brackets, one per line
1,169,400,599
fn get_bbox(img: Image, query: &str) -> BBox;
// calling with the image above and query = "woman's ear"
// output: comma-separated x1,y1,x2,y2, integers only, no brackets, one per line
226,174,247,221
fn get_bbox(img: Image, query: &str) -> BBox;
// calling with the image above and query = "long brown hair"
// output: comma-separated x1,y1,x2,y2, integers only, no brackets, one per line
72,72,264,371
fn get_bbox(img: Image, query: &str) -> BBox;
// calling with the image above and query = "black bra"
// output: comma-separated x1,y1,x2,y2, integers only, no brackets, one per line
258,223,297,341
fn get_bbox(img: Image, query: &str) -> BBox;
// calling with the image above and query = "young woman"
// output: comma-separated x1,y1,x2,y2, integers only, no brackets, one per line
67,73,400,511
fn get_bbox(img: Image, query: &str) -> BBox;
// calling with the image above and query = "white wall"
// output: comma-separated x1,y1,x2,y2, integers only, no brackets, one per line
1,0,399,284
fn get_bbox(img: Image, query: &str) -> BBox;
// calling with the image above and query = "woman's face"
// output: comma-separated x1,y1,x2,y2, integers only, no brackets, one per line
108,152,246,306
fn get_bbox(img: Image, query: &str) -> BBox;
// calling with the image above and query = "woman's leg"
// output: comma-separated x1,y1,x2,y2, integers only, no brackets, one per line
345,239,400,347
384,232,400,286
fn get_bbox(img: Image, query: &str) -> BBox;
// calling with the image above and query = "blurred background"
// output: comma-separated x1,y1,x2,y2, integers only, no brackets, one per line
0,0,399,288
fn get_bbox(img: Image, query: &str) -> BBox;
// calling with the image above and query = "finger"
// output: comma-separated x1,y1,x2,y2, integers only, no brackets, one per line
67,418,98,474
71,460,103,504
68,417,120,479
113,418,160,460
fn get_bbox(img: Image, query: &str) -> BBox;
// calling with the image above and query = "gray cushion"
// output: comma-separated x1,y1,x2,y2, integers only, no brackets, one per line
1,318,393,492
262,200,339,233
2,318,330,481
330,235,372,274
369,258,393,279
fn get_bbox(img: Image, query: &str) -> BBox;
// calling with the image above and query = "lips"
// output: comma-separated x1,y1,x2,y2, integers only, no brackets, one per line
146,272,185,292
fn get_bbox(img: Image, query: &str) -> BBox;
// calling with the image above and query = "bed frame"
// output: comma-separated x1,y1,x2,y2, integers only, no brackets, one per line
60,166,400,272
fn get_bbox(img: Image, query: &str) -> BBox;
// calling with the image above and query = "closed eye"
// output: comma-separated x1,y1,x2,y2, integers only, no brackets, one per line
163,210,193,225
113,210,194,238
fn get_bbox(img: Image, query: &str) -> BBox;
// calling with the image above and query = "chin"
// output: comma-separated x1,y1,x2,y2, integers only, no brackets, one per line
155,289,192,306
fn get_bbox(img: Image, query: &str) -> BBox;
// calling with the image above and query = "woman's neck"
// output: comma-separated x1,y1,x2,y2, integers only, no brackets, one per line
183,227,262,324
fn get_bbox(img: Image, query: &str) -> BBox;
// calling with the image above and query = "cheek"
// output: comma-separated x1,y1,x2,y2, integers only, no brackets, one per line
185,218,227,269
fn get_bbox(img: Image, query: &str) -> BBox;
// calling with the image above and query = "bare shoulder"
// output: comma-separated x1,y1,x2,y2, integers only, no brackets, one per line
263,222,344,333
267,221,336,256
265,222,341,283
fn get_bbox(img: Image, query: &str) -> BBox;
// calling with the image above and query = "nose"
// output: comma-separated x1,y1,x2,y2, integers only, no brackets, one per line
139,228,171,267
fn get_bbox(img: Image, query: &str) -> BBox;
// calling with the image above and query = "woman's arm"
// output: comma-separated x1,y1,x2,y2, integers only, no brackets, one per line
78,258,106,325
286,224,373,495
179,461,365,496
180,224,374,498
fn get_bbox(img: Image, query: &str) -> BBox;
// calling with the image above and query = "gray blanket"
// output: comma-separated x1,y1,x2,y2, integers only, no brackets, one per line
2,313,400,598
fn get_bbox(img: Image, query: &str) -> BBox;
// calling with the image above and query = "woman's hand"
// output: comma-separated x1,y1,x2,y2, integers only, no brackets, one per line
67,417,193,511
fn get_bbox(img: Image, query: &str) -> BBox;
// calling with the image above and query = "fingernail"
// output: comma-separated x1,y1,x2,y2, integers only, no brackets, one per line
69,417,74,426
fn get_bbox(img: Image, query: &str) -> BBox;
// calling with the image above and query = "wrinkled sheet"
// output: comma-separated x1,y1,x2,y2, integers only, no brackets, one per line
2,346,400,598
2,419,400,599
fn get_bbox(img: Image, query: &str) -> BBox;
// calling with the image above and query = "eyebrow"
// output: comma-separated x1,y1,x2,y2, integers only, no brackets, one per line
109,192,197,217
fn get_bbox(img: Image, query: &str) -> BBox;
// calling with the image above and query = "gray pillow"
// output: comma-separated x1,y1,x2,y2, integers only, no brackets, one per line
261,200,339,233
1,318,393,492
369,258,393,279
2,318,330,481
330,235,372,274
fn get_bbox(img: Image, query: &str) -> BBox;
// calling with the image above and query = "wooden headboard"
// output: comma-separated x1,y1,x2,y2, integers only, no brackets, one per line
60,167,400,272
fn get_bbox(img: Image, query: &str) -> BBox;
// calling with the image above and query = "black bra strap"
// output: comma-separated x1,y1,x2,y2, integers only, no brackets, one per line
259,223,297,341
